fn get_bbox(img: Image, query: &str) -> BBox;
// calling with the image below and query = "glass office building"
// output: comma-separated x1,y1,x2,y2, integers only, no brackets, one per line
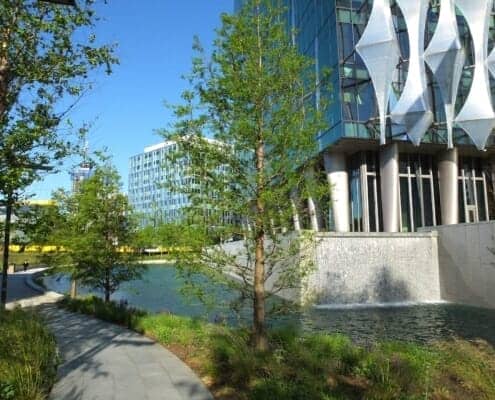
128,142,191,226
70,162,93,193
236,0,495,233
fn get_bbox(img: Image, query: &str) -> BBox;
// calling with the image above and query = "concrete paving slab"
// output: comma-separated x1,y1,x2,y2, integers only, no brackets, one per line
38,305,213,400
3,270,213,400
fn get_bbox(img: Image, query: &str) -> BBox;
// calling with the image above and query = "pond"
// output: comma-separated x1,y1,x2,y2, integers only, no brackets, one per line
42,264,495,345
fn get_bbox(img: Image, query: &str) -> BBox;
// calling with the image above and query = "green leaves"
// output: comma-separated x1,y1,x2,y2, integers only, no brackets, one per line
47,163,145,301
163,0,330,330
0,0,118,200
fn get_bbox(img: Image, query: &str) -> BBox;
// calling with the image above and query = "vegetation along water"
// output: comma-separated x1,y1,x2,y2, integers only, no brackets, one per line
42,264,495,346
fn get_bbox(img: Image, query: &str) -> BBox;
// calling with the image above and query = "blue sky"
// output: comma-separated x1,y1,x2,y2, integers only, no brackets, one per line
30,0,232,199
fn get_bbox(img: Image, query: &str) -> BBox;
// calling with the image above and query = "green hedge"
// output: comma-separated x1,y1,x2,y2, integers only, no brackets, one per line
0,309,58,400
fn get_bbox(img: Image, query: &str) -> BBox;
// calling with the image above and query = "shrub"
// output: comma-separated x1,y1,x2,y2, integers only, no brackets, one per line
0,308,58,400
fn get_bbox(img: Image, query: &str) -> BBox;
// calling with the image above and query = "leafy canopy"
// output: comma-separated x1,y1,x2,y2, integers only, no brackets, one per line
162,0,328,323
48,164,144,301
0,0,118,198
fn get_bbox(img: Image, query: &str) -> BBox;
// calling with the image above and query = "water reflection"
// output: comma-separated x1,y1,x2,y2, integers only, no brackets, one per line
42,264,495,345
298,304,495,345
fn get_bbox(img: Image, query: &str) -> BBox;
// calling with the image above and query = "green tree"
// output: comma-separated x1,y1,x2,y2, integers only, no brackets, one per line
134,223,176,254
164,0,327,350
49,165,144,302
11,201,62,251
0,0,117,307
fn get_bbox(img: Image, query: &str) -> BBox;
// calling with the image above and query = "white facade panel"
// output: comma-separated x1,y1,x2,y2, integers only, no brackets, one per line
424,0,465,149
454,0,495,150
390,0,433,146
355,0,400,145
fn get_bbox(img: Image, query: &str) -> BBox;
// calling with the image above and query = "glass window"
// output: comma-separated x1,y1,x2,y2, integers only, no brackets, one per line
350,168,362,232
411,177,422,229
476,180,487,221
423,180,434,226
400,177,411,232
458,180,466,223
367,175,377,232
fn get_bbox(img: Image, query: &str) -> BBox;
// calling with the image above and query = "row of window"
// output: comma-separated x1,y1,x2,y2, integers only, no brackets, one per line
343,152,492,233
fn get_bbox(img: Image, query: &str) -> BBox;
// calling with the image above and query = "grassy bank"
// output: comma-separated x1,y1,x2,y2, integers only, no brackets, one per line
0,309,58,400
61,296,495,400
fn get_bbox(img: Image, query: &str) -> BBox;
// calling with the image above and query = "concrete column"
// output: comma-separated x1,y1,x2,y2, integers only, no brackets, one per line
438,148,459,225
307,196,319,231
323,153,350,232
290,194,301,232
379,143,400,232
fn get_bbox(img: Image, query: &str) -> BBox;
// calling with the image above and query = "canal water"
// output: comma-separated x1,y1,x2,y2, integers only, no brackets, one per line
42,264,495,345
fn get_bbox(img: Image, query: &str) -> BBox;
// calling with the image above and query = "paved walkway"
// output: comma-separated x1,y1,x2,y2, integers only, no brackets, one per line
4,271,214,400
2,269,54,305
3,269,63,309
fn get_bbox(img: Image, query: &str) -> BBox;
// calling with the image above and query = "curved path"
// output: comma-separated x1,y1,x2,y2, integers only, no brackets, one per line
2,269,61,307
5,270,213,400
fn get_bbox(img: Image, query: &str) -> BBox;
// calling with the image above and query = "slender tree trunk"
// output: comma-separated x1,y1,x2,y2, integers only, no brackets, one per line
1,193,13,309
70,279,77,298
252,2,268,351
104,267,110,302
254,221,267,351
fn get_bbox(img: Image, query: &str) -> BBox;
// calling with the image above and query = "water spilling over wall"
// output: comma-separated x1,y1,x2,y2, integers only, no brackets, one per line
308,232,441,306
220,232,442,306
221,225,495,310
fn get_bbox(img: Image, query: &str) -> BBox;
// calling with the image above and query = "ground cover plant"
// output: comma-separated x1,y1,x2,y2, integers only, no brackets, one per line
0,308,58,400
61,296,495,400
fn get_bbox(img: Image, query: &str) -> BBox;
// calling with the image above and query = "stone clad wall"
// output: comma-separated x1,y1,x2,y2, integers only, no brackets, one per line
309,232,441,305
425,222,495,309
221,226,495,309
220,232,442,306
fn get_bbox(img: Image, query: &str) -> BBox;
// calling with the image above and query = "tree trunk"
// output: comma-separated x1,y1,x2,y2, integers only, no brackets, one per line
254,226,267,351
252,4,268,351
1,193,13,309
253,129,268,349
70,279,77,298
104,267,110,302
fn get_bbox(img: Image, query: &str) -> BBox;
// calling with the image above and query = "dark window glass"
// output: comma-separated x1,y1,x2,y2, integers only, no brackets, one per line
367,175,377,232
399,156,408,174
423,179,434,226
465,176,476,206
477,181,487,221
412,177,422,230
420,155,432,172
400,177,411,232
350,167,362,232
459,180,466,223
366,151,377,172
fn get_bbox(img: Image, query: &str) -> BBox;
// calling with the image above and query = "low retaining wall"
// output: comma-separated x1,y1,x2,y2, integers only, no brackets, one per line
423,222,495,309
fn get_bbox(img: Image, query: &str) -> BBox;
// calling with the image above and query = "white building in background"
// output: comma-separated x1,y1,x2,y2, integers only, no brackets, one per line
128,142,191,226
70,161,93,193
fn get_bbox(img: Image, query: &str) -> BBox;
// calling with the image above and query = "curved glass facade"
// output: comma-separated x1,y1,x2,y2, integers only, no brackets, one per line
233,1,495,232
275,0,495,150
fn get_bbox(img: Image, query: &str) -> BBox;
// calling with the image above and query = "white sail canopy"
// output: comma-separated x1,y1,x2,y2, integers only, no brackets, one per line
424,0,465,149
454,0,495,150
355,0,400,145
391,0,433,146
